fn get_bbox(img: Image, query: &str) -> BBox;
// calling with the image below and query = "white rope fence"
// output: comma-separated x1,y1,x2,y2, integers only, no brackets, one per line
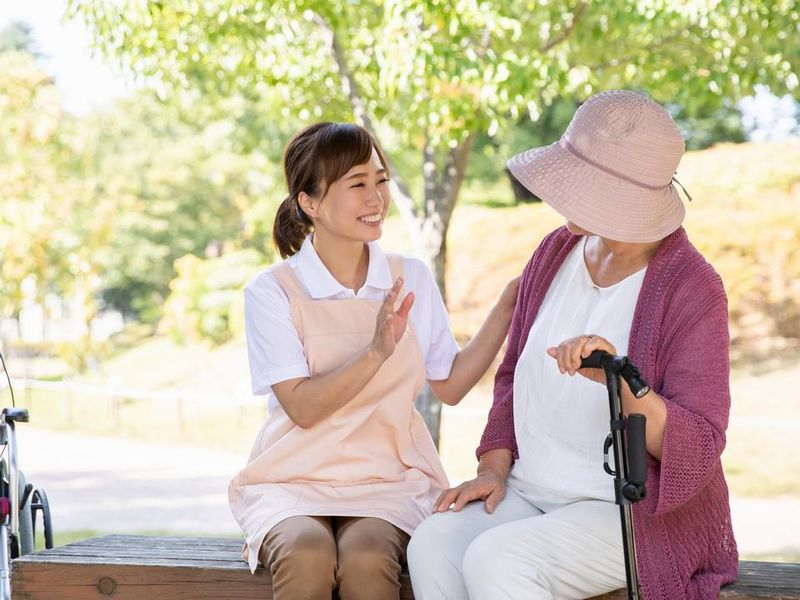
3,379,268,431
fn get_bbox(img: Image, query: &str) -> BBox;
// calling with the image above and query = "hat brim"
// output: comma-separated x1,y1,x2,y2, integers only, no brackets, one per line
507,141,685,243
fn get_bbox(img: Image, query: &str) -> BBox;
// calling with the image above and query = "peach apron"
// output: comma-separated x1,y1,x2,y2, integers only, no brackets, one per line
229,255,449,572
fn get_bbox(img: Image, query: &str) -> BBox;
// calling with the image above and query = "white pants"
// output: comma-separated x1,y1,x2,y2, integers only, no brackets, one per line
407,485,626,600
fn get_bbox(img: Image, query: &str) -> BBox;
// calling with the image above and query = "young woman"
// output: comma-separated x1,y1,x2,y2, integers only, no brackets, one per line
228,122,518,600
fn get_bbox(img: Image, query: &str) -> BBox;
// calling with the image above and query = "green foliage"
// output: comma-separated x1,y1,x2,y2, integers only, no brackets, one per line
0,36,279,351
0,21,39,56
466,97,578,196
0,48,96,316
53,337,112,373
72,93,278,321
670,102,747,151
161,249,266,345
7,1,799,350
70,0,799,214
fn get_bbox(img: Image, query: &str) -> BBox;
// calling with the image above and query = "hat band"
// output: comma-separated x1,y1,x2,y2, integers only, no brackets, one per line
561,138,670,191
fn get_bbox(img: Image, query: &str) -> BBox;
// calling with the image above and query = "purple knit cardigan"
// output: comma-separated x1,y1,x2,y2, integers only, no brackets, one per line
477,226,738,600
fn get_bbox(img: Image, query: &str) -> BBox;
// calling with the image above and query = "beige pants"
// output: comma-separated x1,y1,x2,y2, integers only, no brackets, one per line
260,515,410,600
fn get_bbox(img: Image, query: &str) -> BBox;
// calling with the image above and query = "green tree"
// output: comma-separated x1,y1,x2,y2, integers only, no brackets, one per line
0,35,124,374
0,21,40,56
161,249,265,345
71,0,800,442
0,47,87,314
73,93,277,322
672,102,747,150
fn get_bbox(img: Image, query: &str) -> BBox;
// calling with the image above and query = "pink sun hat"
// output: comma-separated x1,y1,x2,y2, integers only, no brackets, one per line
507,90,688,243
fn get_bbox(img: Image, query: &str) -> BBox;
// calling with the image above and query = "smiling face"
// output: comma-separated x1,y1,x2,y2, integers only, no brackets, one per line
299,147,391,244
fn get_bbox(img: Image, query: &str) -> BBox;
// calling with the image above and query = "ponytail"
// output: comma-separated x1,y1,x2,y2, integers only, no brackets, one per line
273,195,312,258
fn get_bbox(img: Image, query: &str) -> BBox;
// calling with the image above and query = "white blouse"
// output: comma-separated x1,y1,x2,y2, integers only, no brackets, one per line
244,236,460,410
509,237,647,504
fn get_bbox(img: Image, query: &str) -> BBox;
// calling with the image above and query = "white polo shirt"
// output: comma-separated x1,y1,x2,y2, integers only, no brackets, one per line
244,236,460,407
510,237,647,504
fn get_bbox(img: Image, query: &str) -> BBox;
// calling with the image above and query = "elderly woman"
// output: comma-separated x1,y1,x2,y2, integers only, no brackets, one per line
407,90,738,600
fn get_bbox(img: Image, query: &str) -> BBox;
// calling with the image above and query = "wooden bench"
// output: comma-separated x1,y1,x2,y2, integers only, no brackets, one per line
11,535,800,599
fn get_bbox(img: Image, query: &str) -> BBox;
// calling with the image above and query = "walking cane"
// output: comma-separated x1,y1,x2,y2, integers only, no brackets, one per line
580,350,650,600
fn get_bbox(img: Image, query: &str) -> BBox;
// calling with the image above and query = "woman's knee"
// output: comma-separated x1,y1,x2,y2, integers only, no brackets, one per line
407,514,451,574
406,518,430,566
337,542,401,585
261,517,337,581
336,518,407,599
461,533,499,586
462,531,550,594
259,517,336,600
338,525,405,577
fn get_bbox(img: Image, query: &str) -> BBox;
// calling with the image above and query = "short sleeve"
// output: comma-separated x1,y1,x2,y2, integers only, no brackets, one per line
243,273,310,395
407,259,460,380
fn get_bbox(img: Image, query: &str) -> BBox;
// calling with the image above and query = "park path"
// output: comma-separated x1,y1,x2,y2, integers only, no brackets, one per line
18,427,243,536
17,427,800,559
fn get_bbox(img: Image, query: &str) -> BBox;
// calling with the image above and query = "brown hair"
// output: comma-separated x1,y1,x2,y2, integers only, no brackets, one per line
272,122,390,258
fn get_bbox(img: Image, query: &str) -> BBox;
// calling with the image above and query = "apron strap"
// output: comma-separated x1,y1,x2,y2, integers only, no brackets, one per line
272,264,309,341
272,264,309,302
386,254,406,282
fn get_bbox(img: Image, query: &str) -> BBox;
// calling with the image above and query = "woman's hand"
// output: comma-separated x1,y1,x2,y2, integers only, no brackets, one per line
434,470,507,514
498,275,522,313
546,334,617,386
371,278,415,360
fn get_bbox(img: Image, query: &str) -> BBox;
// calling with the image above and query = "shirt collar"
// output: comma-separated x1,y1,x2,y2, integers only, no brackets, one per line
294,235,393,299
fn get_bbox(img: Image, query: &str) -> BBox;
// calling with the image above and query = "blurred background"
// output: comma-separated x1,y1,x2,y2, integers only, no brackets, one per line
1,0,798,563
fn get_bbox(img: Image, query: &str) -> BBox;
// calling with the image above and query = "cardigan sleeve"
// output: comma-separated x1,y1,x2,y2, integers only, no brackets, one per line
650,276,731,516
474,251,537,460
474,227,575,462
474,305,522,460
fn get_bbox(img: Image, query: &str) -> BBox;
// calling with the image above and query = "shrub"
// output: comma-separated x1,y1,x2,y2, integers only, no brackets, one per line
161,249,266,345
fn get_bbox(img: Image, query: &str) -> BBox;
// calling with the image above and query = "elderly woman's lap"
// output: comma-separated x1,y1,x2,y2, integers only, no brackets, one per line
407,486,539,599
408,487,625,600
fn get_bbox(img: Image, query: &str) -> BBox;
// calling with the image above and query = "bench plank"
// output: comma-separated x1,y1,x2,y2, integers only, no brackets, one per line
12,535,413,599
12,535,799,600
590,562,800,600
12,562,273,599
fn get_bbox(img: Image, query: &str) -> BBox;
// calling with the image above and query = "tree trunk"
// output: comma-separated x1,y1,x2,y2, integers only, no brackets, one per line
318,12,476,446
412,135,474,446
414,385,442,446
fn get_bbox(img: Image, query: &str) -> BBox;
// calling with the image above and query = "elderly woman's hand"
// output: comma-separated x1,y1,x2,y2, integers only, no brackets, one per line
433,469,507,514
547,334,617,386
